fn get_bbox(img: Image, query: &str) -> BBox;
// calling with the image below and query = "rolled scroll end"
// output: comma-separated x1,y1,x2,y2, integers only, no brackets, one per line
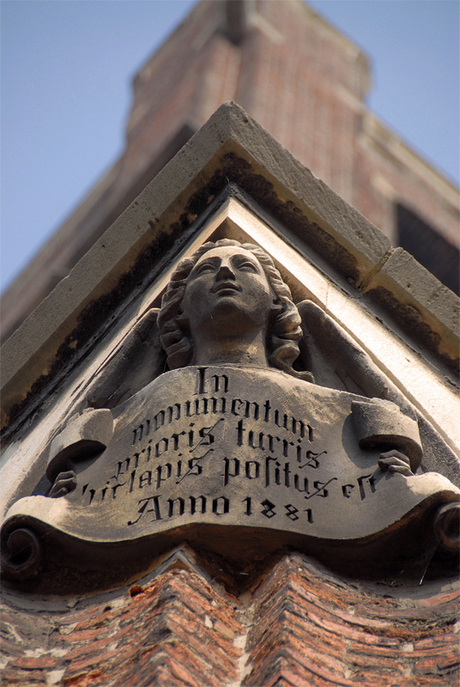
1,527,43,580
351,399,423,470
433,502,460,553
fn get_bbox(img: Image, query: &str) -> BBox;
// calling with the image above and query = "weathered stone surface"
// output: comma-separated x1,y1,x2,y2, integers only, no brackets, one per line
46,408,114,483
364,247,460,372
3,364,459,590
2,240,459,591
351,399,422,468
366,247,460,341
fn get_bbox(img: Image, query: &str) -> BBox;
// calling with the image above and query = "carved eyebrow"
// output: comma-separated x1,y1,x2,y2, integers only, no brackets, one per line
191,257,220,274
191,253,261,275
231,254,262,270
196,256,220,266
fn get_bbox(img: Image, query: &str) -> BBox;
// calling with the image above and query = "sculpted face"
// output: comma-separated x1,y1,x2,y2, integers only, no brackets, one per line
182,246,275,338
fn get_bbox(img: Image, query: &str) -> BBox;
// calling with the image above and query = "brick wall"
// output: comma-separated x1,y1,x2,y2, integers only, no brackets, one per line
2,548,458,686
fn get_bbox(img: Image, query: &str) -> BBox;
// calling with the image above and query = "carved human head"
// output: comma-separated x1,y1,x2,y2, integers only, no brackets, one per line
181,243,278,347
158,239,306,377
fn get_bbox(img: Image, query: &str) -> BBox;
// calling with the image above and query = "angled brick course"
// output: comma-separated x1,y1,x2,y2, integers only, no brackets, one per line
1,549,458,686
243,553,459,686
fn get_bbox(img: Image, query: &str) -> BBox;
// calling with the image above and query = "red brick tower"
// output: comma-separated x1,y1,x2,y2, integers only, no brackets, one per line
1,100,459,687
1,3,459,685
2,0,458,342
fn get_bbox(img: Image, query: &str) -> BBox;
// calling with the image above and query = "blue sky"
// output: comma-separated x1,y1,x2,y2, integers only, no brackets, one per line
1,0,459,293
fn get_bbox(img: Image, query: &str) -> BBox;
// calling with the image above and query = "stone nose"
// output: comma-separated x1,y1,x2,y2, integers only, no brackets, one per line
215,263,235,280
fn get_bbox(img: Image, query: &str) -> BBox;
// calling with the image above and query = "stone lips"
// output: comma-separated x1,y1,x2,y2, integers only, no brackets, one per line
3,367,459,558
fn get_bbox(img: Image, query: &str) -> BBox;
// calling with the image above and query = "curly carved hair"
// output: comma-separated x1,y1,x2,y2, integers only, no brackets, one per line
158,239,311,380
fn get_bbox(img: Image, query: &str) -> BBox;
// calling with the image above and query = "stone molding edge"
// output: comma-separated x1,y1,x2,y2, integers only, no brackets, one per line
1,102,458,430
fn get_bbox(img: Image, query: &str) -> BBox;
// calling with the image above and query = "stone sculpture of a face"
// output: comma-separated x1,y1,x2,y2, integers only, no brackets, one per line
158,239,306,377
182,245,275,339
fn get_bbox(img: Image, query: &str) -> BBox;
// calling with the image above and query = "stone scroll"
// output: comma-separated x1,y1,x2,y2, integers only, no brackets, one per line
2,239,459,590
2,365,459,588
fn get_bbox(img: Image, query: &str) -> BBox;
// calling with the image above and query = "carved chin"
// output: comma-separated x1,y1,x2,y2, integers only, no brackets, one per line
186,300,266,336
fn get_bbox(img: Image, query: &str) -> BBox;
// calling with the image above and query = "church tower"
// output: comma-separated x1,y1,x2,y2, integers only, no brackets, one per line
1,3,459,686
1,0,458,343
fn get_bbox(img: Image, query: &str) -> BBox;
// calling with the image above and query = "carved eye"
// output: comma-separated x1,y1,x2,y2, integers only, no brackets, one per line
238,261,259,273
194,262,215,275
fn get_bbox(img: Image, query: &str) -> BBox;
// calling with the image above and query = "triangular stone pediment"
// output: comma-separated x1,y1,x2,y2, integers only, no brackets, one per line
1,103,459,591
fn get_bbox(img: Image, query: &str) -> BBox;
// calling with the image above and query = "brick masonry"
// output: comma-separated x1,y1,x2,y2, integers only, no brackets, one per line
1,3,458,683
1,549,458,686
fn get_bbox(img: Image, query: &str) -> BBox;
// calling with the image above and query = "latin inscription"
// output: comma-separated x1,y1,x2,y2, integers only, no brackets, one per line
71,366,380,536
